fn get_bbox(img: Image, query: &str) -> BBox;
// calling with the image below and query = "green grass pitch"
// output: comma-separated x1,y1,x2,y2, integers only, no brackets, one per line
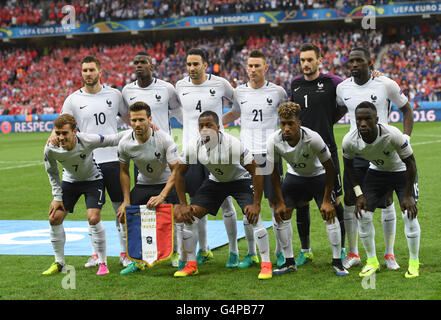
0,122,440,300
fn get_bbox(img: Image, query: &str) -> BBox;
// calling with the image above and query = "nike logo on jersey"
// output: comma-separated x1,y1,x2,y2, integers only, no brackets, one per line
240,101,248,104
344,97,351,101
80,105,87,109
129,96,136,100
294,87,300,92
182,92,190,96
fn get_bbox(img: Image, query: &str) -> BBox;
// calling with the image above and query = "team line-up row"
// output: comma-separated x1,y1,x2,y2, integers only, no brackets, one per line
40,44,419,280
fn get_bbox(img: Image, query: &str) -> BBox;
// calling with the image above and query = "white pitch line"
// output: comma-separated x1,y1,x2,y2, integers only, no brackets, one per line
411,140,441,146
0,160,41,164
0,163,43,170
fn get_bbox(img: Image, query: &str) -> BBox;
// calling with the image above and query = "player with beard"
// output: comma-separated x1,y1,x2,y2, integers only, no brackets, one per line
337,47,414,271
290,43,347,267
342,102,420,278
175,48,239,269
122,52,183,267
122,52,182,135
223,49,288,269
173,111,272,280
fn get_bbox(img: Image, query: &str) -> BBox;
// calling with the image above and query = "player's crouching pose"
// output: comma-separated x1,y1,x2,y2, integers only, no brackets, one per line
42,114,126,276
342,102,420,278
267,102,348,276
173,111,272,280
116,102,181,275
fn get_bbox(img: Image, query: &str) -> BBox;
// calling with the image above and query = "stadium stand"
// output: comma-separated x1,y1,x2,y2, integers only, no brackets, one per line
1,22,440,115
379,34,441,102
2,0,433,27
1,1,339,27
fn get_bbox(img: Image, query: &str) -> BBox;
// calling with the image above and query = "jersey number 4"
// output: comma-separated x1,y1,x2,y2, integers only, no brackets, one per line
196,100,202,112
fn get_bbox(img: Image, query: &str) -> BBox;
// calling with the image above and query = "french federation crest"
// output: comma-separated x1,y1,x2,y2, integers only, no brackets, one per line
124,204,174,267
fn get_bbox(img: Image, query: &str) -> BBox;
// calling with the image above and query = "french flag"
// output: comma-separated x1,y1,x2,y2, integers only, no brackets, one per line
125,204,174,267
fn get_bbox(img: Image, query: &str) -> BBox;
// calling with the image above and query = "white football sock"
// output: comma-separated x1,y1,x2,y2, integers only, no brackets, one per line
173,222,179,253
252,216,270,263
197,215,208,252
221,196,238,254
243,214,257,255
358,210,376,259
381,202,396,256
344,205,359,255
270,207,283,255
50,224,65,265
90,221,107,264
276,219,293,259
176,222,186,261
88,225,97,256
402,211,420,260
325,219,342,259
182,217,199,261
112,201,126,253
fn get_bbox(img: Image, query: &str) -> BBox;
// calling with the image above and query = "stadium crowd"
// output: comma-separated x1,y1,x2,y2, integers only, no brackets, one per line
0,1,341,27
0,0,426,28
0,22,440,115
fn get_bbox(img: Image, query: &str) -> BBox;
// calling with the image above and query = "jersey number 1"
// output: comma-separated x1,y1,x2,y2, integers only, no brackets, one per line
304,95,308,109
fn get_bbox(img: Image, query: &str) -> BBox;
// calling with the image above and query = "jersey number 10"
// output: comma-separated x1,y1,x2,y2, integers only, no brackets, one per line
94,112,106,125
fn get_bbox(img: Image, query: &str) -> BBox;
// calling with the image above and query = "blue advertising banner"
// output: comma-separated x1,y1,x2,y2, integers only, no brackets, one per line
1,2,440,39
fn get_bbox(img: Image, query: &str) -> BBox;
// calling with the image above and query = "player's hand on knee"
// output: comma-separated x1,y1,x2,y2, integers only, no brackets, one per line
320,201,336,224
354,195,367,219
179,205,194,224
117,202,129,223
401,196,418,219
49,200,65,218
273,203,286,224
244,204,260,225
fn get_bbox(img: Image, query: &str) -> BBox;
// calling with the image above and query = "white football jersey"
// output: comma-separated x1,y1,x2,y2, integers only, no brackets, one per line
176,74,234,150
118,128,180,185
61,85,128,164
44,132,124,201
336,76,408,132
121,78,182,135
342,124,413,172
182,131,254,183
232,81,288,154
266,126,331,177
